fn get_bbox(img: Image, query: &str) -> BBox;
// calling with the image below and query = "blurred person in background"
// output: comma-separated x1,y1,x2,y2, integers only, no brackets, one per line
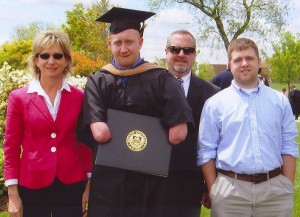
211,67,233,89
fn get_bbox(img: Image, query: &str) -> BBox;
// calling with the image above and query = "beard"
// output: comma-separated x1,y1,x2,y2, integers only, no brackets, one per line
174,64,188,74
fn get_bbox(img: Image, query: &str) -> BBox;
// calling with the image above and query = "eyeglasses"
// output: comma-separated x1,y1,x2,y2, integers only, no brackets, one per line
167,46,195,55
38,53,65,60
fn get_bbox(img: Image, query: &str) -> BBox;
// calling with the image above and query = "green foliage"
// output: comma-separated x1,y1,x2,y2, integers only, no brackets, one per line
0,63,30,198
0,63,32,147
267,32,300,90
62,1,111,63
153,57,166,68
72,51,107,77
0,148,6,196
194,62,215,81
0,21,61,71
0,39,32,70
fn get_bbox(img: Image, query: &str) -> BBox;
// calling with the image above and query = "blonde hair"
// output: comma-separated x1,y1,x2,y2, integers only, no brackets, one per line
28,30,72,78
227,38,259,61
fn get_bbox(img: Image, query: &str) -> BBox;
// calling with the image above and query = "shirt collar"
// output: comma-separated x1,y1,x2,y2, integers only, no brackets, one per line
231,79,260,95
176,71,191,83
27,79,71,94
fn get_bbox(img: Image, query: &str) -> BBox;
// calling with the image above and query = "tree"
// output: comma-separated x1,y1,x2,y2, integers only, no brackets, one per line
62,0,111,63
153,57,167,67
267,32,300,92
195,62,215,81
0,21,58,70
147,0,292,51
10,21,58,41
72,51,106,77
0,39,32,70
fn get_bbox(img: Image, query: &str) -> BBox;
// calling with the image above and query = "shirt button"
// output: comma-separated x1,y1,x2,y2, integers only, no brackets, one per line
51,147,56,152
51,133,56,138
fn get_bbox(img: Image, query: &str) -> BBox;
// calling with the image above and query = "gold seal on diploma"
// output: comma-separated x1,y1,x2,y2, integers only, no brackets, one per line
126,130,147,151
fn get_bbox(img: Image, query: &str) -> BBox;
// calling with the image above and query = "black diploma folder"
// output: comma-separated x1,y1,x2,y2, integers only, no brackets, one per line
95,109,171,177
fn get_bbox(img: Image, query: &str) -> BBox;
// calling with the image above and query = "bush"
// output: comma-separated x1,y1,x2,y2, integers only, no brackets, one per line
0,148,6,196
0,39,32,71
72,51,106,77
0,62,32,148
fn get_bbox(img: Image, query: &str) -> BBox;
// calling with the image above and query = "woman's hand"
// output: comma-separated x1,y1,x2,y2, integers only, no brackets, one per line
8,185,23,217
82,179,90,217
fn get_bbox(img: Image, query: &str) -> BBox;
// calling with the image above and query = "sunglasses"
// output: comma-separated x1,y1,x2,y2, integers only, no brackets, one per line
167,46,195,55
38,53,65,60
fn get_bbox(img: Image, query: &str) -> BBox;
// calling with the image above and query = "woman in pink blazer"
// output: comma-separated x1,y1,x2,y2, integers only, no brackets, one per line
4,31,92,217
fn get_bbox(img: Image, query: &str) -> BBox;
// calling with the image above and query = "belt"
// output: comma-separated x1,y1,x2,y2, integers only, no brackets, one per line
218,167,282,184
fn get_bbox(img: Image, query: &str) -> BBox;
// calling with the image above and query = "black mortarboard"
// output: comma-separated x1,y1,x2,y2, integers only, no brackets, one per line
96,7,155,35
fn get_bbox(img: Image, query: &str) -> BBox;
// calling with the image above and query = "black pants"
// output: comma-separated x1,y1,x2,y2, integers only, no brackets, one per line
88,165,172,217
87,165,202,217
18,177,86,217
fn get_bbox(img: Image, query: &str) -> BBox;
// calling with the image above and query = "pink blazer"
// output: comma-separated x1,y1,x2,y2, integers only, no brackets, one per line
4,85,92,189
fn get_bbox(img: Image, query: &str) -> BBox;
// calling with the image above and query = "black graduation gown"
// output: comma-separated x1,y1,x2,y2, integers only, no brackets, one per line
78,62,193,217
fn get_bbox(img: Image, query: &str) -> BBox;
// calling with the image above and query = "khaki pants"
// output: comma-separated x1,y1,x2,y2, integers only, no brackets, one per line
210,173,294,217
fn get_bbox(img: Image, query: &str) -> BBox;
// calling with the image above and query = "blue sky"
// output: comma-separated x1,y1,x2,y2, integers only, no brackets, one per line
0,0,299,64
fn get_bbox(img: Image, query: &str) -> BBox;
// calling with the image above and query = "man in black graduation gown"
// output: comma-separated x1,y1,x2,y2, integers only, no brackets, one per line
77,7,193,217
165,29,220,217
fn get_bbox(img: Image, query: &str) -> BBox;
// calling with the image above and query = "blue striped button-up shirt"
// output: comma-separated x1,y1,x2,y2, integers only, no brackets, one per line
197,81,299,174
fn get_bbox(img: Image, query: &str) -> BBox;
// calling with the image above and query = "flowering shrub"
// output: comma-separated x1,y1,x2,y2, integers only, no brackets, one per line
66,74,87,90
72,51,107,77
0,62,32,148
0,148,6,196
0,62,88,148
